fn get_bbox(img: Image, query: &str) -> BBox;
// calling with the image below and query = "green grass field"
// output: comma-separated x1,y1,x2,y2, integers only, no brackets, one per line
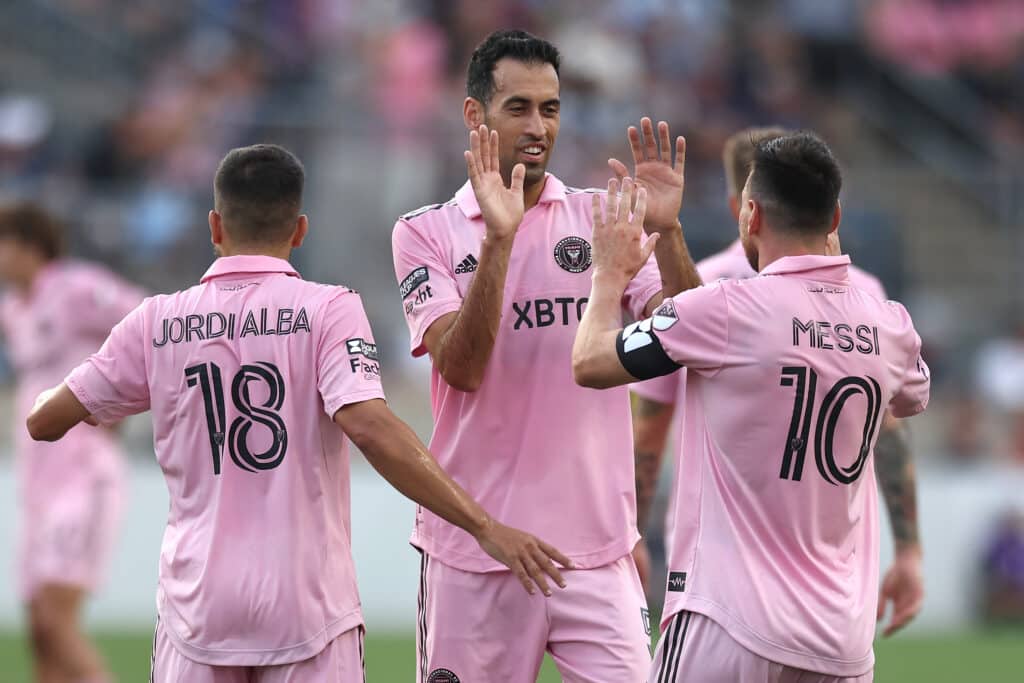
1,629,1021,682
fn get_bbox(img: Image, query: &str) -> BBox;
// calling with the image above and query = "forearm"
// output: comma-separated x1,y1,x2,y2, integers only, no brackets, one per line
434,234,514,390
875,417,920,551
650,223,702,302
350,407,490,537
633,395,674,530
573,274,629,387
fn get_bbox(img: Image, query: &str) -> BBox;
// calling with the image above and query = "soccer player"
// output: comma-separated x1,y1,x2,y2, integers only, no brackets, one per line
391,29,699,681
0,202,144,683
573,133,930,682
26,144,571,683
630,127,924,639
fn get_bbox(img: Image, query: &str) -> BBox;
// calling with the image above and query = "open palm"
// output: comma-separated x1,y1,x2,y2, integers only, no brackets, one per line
609,118,686,234
465,124,525,240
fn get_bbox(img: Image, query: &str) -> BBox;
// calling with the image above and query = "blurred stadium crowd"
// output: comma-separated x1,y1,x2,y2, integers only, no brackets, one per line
0,0,1023,470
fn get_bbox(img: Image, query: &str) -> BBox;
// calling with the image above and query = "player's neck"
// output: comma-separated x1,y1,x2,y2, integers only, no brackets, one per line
523,176,547,211
757,237,827,271
218,244,292,261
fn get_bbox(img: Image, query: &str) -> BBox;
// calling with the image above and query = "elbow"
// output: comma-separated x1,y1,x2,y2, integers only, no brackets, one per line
26,412,61,442
436,362,483,393
572,352,604,389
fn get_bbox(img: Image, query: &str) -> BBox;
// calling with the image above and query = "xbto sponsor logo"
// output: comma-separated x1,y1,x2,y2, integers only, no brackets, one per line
512,297,589,330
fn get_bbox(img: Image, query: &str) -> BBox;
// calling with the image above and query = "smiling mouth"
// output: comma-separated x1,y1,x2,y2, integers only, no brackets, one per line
519,145,546,162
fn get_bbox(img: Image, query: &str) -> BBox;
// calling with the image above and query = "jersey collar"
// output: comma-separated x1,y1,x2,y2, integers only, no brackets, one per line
200,255,301,283
760,254,851,283
454,172,568,219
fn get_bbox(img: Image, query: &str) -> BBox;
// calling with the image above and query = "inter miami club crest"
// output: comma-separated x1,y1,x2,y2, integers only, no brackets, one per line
428,669,460,683
553,236,592,273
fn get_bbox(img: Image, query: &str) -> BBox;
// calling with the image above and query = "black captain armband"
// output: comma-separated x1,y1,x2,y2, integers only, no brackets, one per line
615,319,682,380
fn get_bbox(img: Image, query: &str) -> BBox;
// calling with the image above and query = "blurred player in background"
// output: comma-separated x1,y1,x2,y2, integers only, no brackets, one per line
0,203,144,683
392,29,700,682
630,126,924,639
26,144,570,683
573,133,930,681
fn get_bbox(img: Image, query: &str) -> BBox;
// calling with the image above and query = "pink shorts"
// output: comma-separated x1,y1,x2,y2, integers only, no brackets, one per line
18,473,123,601
649,611,873,683
150,618,365,683
416,553,651,683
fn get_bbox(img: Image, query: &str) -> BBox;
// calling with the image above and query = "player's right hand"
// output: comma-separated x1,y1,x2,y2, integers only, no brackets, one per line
464,124,525,242
591,177,657,287
474,517,573,596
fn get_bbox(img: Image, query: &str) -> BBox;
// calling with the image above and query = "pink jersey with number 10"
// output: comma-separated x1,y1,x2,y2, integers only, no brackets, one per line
625,254,929,677
64,255,385,667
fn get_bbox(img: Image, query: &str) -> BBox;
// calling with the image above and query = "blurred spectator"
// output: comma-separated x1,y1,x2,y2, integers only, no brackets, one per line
979,508,1024,624
975,321,1024,465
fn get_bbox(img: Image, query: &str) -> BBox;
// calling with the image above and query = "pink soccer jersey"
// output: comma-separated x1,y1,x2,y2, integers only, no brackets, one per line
632,239,888,408
63,255,385,666
621,255,929,676
392,173,664,572
1,261,143,597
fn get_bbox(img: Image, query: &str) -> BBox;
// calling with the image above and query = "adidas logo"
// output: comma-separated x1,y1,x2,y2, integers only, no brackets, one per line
455,254,479,274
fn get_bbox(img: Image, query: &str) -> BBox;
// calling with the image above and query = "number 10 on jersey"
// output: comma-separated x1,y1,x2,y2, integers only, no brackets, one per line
779,366,883,485
185,362,289,474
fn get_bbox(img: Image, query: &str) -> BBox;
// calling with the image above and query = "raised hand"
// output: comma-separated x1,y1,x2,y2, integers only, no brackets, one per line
591,177,658,287
609,117,686,234
464,124,525,241
474,518,573,596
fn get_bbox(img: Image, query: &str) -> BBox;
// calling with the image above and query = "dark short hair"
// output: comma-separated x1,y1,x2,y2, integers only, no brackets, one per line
748,132,842,235
467,29,560,105
722,126,788,197
214,144,304,245
0,202,65,261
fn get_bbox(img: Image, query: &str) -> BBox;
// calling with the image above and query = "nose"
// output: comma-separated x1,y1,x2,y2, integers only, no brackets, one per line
524,108,545,138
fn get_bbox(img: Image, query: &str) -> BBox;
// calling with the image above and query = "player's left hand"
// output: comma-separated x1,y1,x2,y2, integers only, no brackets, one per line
608,117,685,235
877,545,924,637
591,177,657,287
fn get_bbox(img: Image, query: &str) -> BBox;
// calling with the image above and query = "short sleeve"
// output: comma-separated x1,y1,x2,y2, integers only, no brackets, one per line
630,372,680,405
392,218,464,357
70,270,146,338
656,283,730,374
889,306,930,418
65,302,151,424
317,291,387,418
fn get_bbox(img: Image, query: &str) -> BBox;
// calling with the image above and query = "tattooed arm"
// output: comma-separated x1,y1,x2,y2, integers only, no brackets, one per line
875,413,924,636
631,393,676,591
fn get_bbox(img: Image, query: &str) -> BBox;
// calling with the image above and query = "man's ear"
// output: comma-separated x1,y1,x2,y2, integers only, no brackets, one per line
209,210,224,246
463,97,485,130
291,215,309,248
747,198,762,237
831,200,842,233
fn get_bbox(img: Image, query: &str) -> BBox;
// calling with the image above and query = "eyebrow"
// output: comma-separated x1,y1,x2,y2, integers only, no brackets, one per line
500,96,561,108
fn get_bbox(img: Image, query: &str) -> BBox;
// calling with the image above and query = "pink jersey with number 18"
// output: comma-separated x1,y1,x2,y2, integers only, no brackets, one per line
63,255,385,667
620,254,930,677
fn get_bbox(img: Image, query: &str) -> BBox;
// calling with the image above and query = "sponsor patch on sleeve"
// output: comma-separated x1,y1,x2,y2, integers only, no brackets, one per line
346,338,378,360
399,267,429,299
